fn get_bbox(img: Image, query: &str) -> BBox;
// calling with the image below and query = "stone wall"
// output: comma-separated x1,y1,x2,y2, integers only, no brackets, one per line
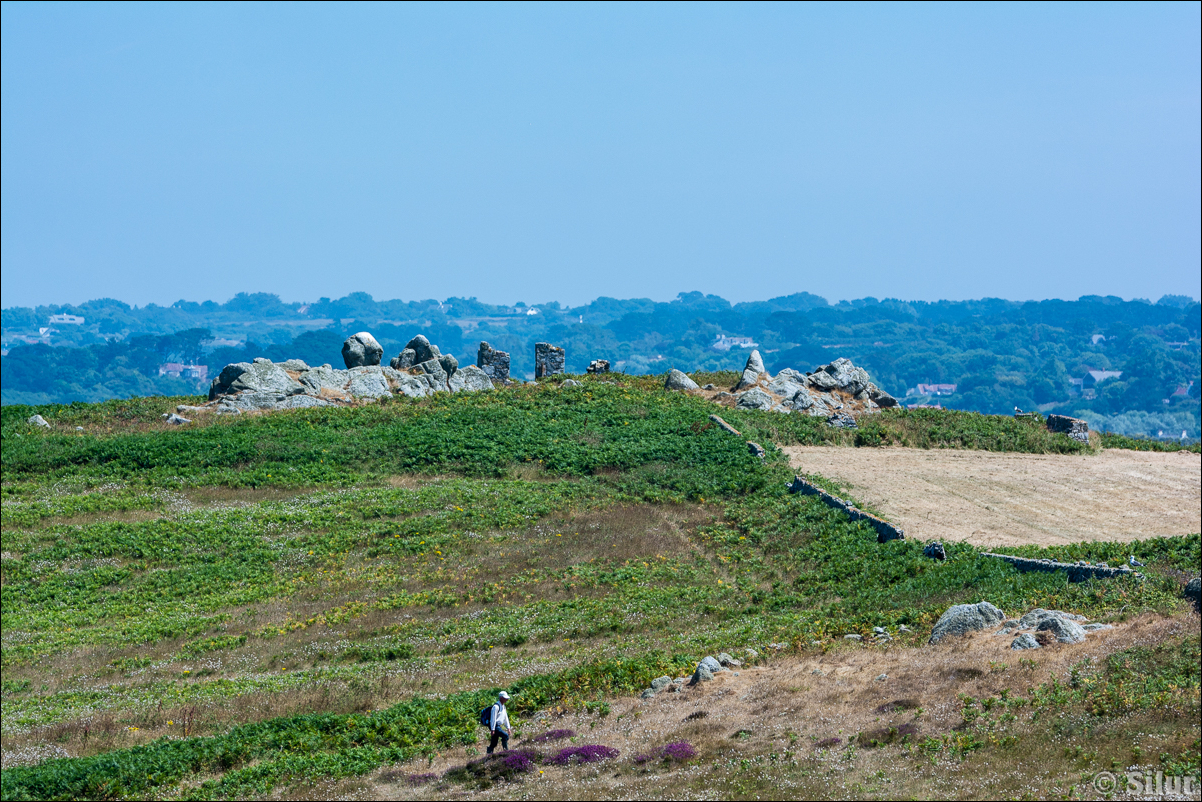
981,552,1140,583
1047,414,1089,443
787,475,905,543
535,342,565,379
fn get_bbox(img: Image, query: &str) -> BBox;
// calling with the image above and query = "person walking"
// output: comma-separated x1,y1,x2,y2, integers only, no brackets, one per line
486,691,511,753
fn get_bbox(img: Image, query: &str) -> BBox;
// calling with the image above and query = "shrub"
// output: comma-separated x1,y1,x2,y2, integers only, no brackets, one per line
547,745,620,765
527,729,576,744
636,741,697,764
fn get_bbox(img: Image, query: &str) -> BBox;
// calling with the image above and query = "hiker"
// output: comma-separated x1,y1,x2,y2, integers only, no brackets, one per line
486,691,511,753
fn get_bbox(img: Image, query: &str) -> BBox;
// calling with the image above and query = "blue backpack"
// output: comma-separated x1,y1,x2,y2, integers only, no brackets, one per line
478,704,494,728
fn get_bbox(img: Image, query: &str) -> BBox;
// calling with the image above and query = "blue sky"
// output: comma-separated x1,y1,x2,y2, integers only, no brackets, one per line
2,2,1198,308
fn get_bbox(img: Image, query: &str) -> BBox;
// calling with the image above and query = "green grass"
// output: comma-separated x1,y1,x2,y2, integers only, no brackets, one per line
2,381,1198,800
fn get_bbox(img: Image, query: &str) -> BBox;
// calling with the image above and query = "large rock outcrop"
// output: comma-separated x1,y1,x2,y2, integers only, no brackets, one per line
342,332,383,368
201,332,492,414
664,369,700,391
682,352,898,419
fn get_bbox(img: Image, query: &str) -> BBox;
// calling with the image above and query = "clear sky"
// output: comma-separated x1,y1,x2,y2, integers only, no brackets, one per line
2,2,1199,309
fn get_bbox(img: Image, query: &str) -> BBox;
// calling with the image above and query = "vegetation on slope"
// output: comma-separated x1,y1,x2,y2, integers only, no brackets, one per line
1,383,1197,799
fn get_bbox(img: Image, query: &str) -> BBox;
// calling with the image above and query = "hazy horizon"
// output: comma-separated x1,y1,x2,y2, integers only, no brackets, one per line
5,288,1200,313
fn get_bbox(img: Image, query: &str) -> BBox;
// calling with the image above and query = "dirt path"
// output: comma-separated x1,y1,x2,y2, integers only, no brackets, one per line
783,446,1201,548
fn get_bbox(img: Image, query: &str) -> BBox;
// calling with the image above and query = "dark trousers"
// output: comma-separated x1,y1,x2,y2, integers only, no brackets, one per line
487,728,509,753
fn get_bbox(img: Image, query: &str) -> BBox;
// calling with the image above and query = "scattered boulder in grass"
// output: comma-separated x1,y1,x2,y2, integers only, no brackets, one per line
923,542,946,561
1186,577,1201,611
28,414,50,428
690,664,714,684
1017,609,1085,629
747,442,766,459
341,332,383,368
717,653,742,667
162,413,191,425
928,601,1005,644
708,414,741,436
651,676,673,692
1010,633,1041,650
665,369,700,391
698,655,724,674
1036,616,1086,644
827,411,857,429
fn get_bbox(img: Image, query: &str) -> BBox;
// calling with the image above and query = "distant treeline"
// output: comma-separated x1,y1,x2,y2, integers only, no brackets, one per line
2,291,1199,438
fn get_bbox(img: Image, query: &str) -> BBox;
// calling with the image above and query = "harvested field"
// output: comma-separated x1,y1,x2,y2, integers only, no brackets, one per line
784,446,1201,548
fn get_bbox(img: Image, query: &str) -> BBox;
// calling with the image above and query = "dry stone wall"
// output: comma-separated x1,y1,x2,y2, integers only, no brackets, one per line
1046,414,1090,443
980,552,1141,583
787,475,905,543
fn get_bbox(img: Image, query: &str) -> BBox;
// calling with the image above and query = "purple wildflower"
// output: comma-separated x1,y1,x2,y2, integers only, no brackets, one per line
500,751,536,773
405,772,438,786
528,728,577,743
547,745,620,765
659,741,696,762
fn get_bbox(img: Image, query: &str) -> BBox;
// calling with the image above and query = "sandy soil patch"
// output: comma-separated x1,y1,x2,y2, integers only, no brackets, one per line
783,446,1200,548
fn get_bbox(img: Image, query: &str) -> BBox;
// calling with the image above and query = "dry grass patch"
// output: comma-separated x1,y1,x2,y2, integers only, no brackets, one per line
341,611,1199,801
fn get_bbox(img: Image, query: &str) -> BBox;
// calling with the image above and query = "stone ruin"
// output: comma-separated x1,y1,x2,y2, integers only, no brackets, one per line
535,342,565,379
477,341,511,384
665,350,898,422
1046,413,1090,443
587,359,610,374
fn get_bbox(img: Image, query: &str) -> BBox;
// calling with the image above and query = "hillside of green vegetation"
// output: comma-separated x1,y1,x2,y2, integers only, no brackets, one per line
4,291,1198,440
1,382,1198,800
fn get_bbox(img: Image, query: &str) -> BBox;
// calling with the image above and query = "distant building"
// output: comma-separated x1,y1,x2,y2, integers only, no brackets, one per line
526,307,540,316
916,383,957,396
1091,334,1106,345
1171,382,1193,398
1083,370,1122,388
907,403,943,410
711,334,757,352
48,314,84,325
159,363,209,382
